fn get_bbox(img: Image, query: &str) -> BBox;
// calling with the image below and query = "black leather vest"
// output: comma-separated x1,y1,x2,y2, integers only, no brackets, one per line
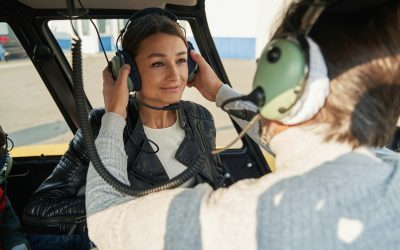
124,100,225,189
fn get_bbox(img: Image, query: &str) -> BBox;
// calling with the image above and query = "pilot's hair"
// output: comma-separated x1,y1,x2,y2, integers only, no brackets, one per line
122,13,187,59
277,0,400,147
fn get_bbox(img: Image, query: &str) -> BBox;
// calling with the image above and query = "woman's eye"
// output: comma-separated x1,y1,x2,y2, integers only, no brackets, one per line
151,62,164,67
177,58,187,64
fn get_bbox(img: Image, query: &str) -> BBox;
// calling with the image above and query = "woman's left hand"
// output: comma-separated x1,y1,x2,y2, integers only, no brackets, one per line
187,50,223,102
102,64,131,119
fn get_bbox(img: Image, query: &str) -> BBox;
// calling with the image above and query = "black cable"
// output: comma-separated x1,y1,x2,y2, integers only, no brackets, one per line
131,96,179,111
125,109,160,154
89,18,110,63
69,20,80,41
77,0,110,65
5,135,13,152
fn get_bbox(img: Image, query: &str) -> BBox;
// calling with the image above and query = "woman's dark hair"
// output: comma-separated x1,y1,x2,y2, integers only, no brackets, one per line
275,0,400,147
121,13,187,59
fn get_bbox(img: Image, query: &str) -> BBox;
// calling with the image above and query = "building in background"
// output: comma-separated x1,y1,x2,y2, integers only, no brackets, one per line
205,0,286,59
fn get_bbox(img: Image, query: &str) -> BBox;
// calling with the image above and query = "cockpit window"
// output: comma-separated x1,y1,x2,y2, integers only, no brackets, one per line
0,22,73,156
48,19,244,148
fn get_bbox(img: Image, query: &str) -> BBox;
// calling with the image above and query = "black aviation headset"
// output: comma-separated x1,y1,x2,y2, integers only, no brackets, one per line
109,8,198,94
0,128,13,185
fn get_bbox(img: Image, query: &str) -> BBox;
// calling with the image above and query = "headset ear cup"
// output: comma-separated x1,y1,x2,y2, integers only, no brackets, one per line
110,53,135,92
110,54,123,79
253,37,329,124
278,37,329,125
187,41,198,82
253,38,308,120
119,50,141,92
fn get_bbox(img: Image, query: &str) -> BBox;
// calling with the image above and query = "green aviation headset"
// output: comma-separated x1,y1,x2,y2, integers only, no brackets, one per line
249,1,327,122
254,37,310,120
248,0,391,122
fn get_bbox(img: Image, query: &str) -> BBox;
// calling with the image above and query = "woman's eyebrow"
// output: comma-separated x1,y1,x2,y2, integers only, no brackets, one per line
147,51,187,58
176,51,187,56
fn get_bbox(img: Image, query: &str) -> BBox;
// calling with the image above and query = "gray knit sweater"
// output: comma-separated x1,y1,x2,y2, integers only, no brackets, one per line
86,85,400,249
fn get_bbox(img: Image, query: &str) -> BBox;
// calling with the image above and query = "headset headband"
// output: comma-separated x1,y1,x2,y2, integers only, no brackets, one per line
299,0,326,35
116,8,179,51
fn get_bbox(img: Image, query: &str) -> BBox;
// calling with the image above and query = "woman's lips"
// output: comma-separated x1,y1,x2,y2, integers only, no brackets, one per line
160,85,180,93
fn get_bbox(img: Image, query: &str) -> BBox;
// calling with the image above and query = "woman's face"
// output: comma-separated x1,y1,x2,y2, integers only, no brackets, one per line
135,33,188,107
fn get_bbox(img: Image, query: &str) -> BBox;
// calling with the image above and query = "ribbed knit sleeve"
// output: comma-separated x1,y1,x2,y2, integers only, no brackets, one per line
86,112,132,216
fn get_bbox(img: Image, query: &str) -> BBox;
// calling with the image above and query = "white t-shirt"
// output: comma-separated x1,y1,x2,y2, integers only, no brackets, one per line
143,119,195,187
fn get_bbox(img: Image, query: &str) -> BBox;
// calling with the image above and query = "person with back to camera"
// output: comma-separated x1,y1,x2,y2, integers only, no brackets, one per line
0,126,30,250
22,8,226,250
85,0,400,249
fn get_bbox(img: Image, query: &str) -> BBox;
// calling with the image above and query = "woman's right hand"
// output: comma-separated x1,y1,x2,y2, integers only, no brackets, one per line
102,64,131,119
187,50,223,102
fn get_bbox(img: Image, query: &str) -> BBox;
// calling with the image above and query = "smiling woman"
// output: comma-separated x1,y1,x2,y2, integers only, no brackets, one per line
135,33,188,103
133,33,188,127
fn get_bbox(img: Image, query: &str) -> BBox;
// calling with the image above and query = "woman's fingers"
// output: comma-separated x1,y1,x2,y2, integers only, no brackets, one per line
188,50,223,102
116,64,131,88
189,50,206,69
102,64,131,118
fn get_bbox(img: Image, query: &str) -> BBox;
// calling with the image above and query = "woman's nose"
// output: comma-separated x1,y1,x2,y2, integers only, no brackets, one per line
167,64,180,80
